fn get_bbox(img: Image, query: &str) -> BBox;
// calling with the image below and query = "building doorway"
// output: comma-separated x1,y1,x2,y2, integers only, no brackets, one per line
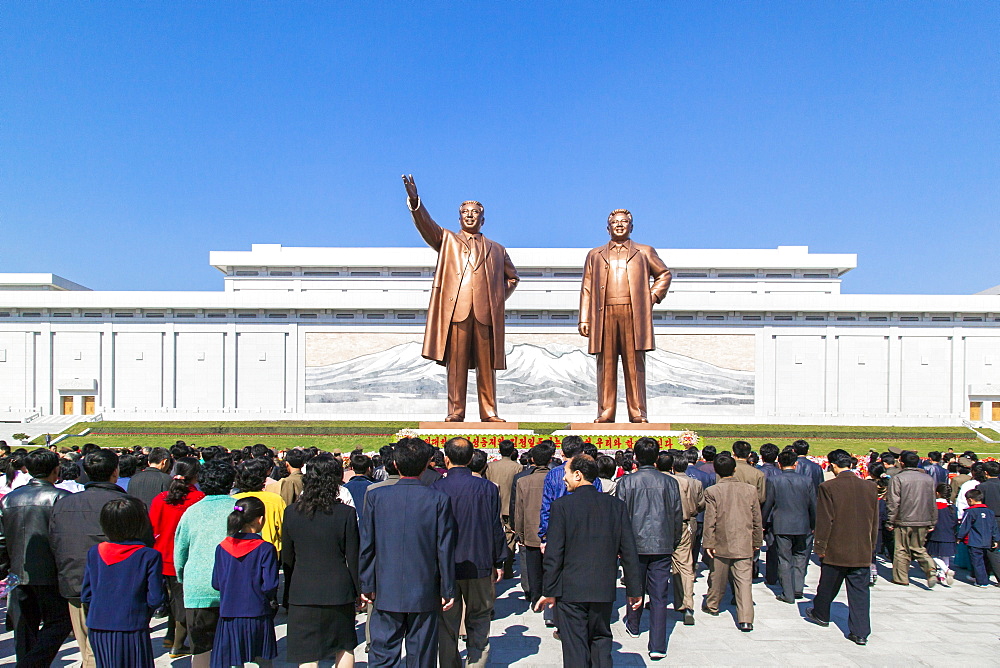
83,396,95,415
61,395,74,415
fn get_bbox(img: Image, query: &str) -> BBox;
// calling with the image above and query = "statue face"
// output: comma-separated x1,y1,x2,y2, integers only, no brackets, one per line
607,213,633,242
459,203,484,234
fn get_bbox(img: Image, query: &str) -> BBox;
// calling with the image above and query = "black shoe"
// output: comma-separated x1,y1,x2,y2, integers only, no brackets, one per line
544,619,556,628
794,592,804,599
700,605,719,617
683,609,695,626
846,633,868,646
804,608,829,627
737,622,753,632
775,594,795,604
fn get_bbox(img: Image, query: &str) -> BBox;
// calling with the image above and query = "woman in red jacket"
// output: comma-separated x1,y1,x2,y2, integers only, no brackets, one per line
149,457,205,658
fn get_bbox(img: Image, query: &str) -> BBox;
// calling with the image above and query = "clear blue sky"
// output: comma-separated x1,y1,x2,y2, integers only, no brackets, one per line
2,2,997,294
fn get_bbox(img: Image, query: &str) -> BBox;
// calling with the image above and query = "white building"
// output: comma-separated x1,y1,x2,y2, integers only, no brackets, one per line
1,244,998,426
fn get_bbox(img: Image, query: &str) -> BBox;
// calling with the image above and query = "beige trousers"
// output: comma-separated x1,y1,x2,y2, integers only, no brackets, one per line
68,598,95,668
671,519,696,611
893,525,936,584
705,556,754,623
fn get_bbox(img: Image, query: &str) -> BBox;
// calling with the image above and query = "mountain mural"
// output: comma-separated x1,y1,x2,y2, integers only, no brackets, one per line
306,341,754,413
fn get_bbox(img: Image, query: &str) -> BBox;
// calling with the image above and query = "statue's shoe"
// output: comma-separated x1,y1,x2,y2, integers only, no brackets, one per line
444,415,464,422
483,416,507,423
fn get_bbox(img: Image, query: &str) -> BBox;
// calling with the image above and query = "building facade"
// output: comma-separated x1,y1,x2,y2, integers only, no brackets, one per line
0,244,998,426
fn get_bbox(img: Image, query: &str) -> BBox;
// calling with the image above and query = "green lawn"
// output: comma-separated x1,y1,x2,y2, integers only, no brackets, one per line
35,420,999,456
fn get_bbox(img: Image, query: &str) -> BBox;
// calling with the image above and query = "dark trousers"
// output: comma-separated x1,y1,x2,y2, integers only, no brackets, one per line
165,575,187,653
624,554,672,654
692,521,704,569
812,562,871,639
969,547,992,586
763,530,778,584
368,608,438,668
524,546,554,623
9,584,72,667
556,601,613,668
774,534,810,598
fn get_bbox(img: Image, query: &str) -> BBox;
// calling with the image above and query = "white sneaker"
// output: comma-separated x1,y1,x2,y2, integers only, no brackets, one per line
946,570,955,586
649,651,667,660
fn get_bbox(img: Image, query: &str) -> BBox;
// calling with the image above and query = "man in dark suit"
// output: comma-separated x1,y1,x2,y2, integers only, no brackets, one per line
360,437,457,667
792,440,825,491
762,450,816,603
806,450,880,645
536,455,642,667
126,446,172,508
484,439,522,579
433,438,508,668
976,461,1000,578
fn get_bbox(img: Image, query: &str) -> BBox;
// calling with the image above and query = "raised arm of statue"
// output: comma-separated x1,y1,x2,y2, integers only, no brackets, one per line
402,174,444,251
503,251,520,300
647,248,672,304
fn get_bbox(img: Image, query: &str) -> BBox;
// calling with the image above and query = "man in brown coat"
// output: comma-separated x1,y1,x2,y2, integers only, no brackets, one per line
579,209,671,423
732,441,766,505
664,452,704,625
485,440,523,579
513,441,555,624
701,453,762,632
806,450,879,645
403,175,519,422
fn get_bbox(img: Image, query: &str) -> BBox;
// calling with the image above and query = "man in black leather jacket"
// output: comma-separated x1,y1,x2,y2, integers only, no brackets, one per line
614,437,684,661
0,448,73,666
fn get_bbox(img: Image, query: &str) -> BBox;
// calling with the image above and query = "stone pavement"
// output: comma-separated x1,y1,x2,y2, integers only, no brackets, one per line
2,554,998,667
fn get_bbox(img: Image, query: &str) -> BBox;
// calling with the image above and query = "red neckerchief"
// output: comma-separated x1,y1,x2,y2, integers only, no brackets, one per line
98,542,144,566
968,504,988,509
936,501,949,509
220,536,265,558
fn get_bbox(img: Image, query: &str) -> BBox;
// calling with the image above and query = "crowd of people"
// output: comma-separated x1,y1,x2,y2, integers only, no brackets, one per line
0,435,997,667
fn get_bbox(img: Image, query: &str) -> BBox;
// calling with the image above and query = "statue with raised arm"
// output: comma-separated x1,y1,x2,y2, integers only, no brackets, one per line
403,174,520,422
579,209,671,423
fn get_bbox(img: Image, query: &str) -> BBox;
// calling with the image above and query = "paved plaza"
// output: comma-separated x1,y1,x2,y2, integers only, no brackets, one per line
2,553,998,667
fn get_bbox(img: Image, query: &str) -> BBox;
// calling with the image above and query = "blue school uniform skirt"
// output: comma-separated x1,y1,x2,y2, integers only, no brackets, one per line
90,629,154,668
926,540,957,559
211,615,277,668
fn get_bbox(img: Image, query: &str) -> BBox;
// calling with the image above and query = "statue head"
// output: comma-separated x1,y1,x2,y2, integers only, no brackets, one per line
459,201,485,234
607,209,633,242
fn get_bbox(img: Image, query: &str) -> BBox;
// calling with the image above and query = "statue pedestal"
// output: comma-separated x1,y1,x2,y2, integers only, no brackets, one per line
566,422,672,431
418,421,521,431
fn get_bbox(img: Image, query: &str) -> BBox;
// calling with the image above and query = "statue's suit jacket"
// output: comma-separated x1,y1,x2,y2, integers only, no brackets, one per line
579,240,671,354
411,201,519,369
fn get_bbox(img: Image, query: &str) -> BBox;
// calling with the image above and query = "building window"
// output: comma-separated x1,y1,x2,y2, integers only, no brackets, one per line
366,313,386,319
299,313,318,319
520,271,544,277
519,314,539,320
805,316,826,321
114,313,134,318
269,271,293,276
719,273,756,278
175,313,196,318
707,315,726,320
804,273,829,278
677,272,708,278
267,313,287,318
206,313,226,318
237,313,257,318
931,316,952,322
742,315,762,321
397,313,416,320
303,271,339,276
390,271,422,277
551,313,571,320
674,315,694,321
963,317,983,322
900,316,920,321
145,313,164,318
765,273,793,278
868,316,888,321
773,315,793,321
837,316,857,321
53,312,72,318
335,313,355,319
235,270,259,276
553,272,583,278
350,271,380,277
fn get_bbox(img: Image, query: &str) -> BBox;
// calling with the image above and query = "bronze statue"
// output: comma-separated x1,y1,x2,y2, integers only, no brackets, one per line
403,175,519,422
579,209,671,423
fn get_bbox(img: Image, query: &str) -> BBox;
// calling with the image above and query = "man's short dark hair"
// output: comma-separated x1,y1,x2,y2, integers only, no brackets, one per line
701,445,717,462
829,451,853,469
778,450,798,469
394,438,431,477
713,453,736,478
655,451,673,473
379,445,397,475
634,437,660,466
533,441,556,467
900,451,920,468
147,447,171,467
83,449,119,482
285,450,307,469
444,437,474,467
499,440,516,458
199,459,237,496
24,449,60,478
596,455,617,479
927,451,942,463
101,497,152,543
685,447,699,465
561,435,584,458
732,441,752,459
351,452,371,475
469,450,488,474
792,439,810,456
760,443,779,464
984,461,1000,477
569,454,599,482
672,451,689,473
965,488,984,504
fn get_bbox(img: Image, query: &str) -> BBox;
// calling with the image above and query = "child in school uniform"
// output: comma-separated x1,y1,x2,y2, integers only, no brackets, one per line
926,483,958,586
81,497,167,668
957,487,1000,587
211,495,280,668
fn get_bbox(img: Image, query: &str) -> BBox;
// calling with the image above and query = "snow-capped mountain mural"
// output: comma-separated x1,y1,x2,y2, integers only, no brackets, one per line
305,339,754,417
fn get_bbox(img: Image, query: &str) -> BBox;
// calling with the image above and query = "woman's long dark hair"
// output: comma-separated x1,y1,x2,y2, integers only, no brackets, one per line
227,495,266,536
295,454,343,518
166,457,200,505
235,458,271,493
